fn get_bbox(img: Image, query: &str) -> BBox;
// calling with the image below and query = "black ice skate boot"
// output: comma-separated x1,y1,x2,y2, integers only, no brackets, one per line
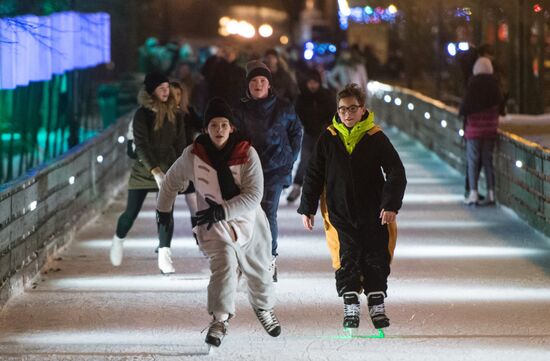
204,318,229,347
342,291,361,328
254,308,281,337
367,291,390,329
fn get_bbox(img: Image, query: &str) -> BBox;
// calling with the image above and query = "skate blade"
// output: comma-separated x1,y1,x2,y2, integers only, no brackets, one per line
343,327,358,338
337,327,385,339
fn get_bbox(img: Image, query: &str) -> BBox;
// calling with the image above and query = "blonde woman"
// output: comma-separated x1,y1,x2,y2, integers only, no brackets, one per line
110,72,185,274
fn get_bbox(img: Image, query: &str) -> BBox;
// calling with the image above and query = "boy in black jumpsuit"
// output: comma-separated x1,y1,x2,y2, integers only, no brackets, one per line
297,83,406,329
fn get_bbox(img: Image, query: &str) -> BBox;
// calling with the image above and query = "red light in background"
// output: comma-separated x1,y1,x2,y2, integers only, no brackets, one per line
533,4,543,13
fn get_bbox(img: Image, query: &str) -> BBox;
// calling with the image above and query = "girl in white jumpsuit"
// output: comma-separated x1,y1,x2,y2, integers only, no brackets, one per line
156,97,281,347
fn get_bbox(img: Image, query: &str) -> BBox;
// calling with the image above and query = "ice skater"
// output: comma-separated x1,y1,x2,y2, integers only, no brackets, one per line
110,71,186,274
156,97,281,347
297,83,407,330
233,60,303,282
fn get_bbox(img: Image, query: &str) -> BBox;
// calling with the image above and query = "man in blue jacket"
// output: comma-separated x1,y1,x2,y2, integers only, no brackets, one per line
233,60,303,282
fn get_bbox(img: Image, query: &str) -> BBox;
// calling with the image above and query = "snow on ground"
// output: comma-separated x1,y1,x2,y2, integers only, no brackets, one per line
0,127,549,360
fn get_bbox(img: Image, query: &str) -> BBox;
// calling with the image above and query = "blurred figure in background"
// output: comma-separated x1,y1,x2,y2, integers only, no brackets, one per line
170,81,202,239
326,49,369,91
287,69,335,203
264,48,299,104
210,46,247,108
460,57,503,206
326,48,368,92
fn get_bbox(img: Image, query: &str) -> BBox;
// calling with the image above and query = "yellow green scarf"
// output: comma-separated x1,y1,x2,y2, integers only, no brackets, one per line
331,111,376,154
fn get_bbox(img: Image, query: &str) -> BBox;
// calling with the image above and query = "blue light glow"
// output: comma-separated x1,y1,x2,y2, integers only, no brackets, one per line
304,49,314,60
338,4,399,29
0,11,111,90
447,43,457,57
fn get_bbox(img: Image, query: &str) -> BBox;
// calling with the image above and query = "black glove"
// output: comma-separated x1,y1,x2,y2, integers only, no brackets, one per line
156,210,172,227
196,198,225,230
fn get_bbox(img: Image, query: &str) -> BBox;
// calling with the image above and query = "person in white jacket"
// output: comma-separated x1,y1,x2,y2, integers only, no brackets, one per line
156,97,281,347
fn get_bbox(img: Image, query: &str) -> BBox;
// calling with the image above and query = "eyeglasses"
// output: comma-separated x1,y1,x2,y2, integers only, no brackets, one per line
337,105,361,114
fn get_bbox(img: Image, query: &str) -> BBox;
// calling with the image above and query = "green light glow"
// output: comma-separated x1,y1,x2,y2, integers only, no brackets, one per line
1,133,21,141
329,328,385,339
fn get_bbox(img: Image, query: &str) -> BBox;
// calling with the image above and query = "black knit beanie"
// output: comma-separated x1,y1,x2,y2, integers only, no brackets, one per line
204,97,234,128
245,60,272,84
144,71,169,95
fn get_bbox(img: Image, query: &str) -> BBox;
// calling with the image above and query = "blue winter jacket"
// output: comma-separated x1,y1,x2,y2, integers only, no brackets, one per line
234,94,303,187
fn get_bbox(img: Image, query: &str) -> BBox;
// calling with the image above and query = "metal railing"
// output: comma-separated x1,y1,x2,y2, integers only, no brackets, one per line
0,113,132,308
367,81,550,238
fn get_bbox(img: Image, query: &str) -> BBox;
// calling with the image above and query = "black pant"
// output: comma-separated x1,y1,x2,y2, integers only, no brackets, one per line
334,222,391,297
115,189,174,247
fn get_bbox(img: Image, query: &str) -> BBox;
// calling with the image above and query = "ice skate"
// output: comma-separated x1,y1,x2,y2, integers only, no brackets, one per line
109,235,124,266
204,318,228,347
343,291,360,328
254,308,281,337
463,190,479,206
367,291,390,329
479,190,496,206
158,247,175,274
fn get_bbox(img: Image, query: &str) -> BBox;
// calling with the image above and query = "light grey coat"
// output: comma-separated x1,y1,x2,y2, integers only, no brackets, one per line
157,144,274,316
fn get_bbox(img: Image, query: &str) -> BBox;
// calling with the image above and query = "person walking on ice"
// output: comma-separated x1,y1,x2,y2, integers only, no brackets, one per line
156,97,281,347
297,83,407,330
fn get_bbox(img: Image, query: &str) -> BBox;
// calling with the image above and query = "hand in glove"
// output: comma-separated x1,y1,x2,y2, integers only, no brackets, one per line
196,198,225,230
156,210,172,227
152,170,165,189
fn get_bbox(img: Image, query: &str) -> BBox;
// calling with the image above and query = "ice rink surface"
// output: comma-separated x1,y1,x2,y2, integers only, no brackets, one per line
1,127,549,360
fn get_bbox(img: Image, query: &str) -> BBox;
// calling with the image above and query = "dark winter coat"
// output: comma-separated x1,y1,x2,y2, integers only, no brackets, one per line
460,74,502,117
233,94,303,188
271,68,299,104
295,87,335,138
459,74,502,140
210,59,247,108
298,116,406,229
128,90,186,190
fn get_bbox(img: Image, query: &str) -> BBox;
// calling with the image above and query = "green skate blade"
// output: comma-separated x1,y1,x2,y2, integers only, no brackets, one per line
331,328,385,339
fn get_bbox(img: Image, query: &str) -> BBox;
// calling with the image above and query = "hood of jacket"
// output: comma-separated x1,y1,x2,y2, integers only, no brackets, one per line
137,88,157,112
330,111,376,154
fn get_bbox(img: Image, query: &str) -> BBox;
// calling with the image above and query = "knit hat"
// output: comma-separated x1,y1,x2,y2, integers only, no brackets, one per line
245,60,272,84
472,57,493,76
305,69,322,84
144,71,169,95
203,97,234,128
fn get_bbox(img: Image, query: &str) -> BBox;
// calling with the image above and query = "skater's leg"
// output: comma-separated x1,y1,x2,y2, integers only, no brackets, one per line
359,224,391,295
202,240,239,317
480,138,496,193
360,224,391,329
157,203,174,248
115,189,149,238
466,139,481,191
260,184,284,257
333,226,363,296
238,222,274,311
